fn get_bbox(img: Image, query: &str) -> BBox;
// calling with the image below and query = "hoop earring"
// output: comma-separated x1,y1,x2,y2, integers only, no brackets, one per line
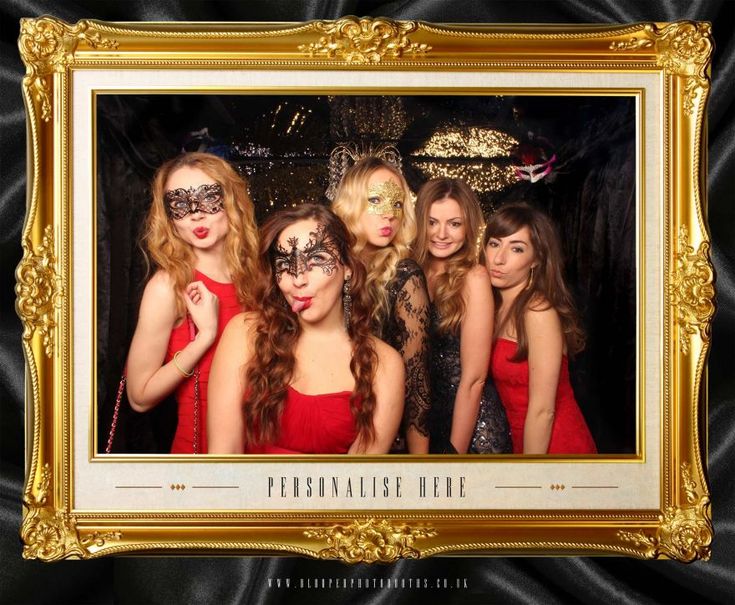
342,274,352,330
525,266,535,290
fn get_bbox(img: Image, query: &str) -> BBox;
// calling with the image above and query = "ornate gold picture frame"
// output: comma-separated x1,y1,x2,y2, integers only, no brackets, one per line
17,16,713,562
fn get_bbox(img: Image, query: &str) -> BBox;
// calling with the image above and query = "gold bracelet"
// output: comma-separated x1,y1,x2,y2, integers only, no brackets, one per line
172,350,194,378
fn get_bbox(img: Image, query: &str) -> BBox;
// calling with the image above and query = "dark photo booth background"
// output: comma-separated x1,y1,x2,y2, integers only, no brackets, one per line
96,93,636,455
2,2,733,604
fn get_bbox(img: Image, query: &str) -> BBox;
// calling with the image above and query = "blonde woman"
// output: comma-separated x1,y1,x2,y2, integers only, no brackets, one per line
125,152,258,453
414,178,511,454
332,157,431,454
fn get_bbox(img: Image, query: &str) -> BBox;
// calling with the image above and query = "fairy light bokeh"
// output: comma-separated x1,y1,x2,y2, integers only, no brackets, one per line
182,95,525,221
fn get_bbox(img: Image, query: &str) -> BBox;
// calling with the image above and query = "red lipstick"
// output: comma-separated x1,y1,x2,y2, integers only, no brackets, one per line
291,297,313,313
193,227,209,239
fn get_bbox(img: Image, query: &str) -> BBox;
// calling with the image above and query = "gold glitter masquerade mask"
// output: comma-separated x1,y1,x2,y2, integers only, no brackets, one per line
164,183,224,220
366,179,404,219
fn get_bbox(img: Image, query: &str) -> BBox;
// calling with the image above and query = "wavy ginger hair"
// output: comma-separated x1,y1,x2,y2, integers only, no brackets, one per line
483,203,585,361
244,204,378,448
331,157,416,332
142,152,259,317
414,178,485,334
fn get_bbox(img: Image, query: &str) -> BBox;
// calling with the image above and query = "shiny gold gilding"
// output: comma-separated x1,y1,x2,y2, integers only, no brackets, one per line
16,225,63,358
17,16,713,561
19,17,118,121
299,17,431,63
305,518,437,563
618,463,712,562
670,226,715,354
21,465,122,560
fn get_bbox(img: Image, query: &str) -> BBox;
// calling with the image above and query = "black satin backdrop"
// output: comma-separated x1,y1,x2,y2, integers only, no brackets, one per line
1,1,733,604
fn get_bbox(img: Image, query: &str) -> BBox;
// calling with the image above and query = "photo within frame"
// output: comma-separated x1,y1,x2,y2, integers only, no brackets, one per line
19,17,712,561
96,93,637,456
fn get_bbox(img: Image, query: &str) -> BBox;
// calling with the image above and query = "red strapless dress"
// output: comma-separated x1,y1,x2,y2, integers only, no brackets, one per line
166,271,242,454
490,338,596,454
245,387,359,454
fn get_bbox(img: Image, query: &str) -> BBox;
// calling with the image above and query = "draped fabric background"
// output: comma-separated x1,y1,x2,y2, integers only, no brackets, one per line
1,1,733,603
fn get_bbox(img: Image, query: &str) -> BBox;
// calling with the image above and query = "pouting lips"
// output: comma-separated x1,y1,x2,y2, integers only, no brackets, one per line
378,227,393,237
193,227,209,239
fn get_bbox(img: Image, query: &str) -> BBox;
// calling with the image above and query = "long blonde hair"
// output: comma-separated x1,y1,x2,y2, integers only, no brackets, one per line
142,152,259,316
331,156,416,328
414,178,485,334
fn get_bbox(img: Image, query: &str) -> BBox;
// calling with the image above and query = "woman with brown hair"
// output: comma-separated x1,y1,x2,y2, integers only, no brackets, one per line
207,204,404,455
414,178,511,454
484,203,596,454
331,157,431,454
125,152,259,453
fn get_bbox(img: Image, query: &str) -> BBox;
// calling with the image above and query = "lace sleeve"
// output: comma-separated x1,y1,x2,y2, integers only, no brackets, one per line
392,271,431,437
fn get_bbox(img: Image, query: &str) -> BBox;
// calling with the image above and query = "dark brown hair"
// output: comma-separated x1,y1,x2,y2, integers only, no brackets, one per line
483,203,585,361
244,204,378,447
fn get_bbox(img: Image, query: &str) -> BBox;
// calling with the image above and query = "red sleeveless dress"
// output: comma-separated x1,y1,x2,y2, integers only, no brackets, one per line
245,387,359,454
490,338,596,454
166,271,241,454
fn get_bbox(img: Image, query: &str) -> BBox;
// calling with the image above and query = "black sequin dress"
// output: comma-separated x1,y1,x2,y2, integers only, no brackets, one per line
427,304,512,454
376,259,431,450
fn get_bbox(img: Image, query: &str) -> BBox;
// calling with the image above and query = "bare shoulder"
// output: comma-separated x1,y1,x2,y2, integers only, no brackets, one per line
143,270,176,299
216,312,258,365
528,292,554,312
146,269,175,290
468,263,491,282
524,303,561,334
463,264,492,299
465,264,491,289
137,271,177,324
371,337,404,375
222,311,258,339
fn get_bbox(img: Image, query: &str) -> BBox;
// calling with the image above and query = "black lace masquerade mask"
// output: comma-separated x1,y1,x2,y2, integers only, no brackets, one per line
272,223,341,282
164,183,224,220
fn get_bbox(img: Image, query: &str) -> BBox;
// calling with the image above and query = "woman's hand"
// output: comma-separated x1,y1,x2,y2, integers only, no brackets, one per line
184,281,219,347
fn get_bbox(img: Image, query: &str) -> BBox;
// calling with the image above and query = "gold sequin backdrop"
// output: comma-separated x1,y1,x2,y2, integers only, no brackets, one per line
206,95,521,222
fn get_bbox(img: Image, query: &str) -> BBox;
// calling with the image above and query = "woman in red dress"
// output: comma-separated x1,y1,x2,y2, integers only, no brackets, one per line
207,204,404,455
125,152,259,453
483,203,596,454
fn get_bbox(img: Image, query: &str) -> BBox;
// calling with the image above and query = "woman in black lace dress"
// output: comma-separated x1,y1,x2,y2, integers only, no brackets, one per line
414,178,511,454
332,157,431,453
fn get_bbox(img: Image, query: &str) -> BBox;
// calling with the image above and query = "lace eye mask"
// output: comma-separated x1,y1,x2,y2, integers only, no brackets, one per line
164,183,224,220
273,223,341,282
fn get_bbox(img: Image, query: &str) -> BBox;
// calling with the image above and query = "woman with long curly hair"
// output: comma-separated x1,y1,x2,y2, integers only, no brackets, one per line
483,203,596,454
414,178,511,454
207,204,404,455
331,157,431,454
125,152,259,454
